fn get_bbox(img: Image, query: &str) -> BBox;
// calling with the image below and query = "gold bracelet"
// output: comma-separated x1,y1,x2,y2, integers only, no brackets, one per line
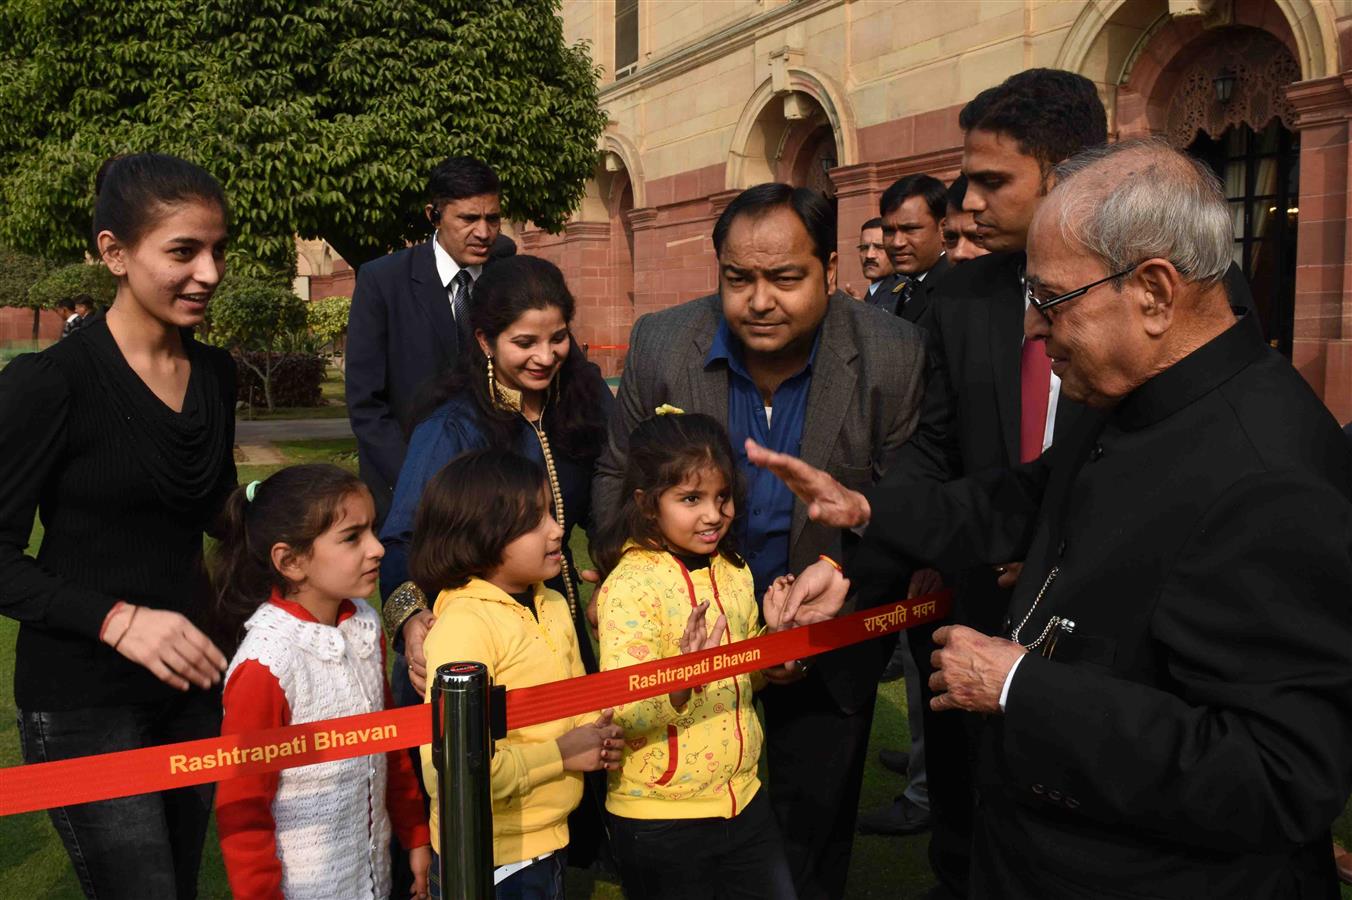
818,554,843,572
381,581,429,638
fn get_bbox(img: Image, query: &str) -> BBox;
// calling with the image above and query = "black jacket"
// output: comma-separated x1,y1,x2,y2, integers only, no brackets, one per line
861,314,1352,898
870,254,952,323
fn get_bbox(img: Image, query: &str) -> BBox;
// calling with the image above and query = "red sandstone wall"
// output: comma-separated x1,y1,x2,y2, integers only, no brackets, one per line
0,307,62,343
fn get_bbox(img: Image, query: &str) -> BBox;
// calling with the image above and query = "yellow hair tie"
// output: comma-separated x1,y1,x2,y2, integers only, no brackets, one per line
654,404,685,416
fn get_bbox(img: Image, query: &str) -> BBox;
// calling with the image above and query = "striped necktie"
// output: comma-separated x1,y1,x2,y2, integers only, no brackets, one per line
449,269,473,349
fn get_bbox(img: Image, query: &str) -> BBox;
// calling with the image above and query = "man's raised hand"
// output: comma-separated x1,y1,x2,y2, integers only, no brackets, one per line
744,439,871,529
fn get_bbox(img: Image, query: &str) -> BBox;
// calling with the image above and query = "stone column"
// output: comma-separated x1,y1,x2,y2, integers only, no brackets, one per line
1286,74,1352,424
557,221,618,375
627,207,660,322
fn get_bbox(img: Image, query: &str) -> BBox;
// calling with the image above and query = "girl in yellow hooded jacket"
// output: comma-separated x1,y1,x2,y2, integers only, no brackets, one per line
594,412,798,899
411,449,623,899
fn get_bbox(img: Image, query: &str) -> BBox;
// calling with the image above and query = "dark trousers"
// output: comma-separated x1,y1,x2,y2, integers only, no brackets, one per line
429,850,566,899
608,791,794,899
18,691,220,900
761,674,876,900
908,620,978,899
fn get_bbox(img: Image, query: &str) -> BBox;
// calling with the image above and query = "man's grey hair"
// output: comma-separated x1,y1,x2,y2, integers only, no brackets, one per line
1051,138,1232,286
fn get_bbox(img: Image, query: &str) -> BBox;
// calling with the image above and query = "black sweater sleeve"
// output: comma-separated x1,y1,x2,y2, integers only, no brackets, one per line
0,354,119,637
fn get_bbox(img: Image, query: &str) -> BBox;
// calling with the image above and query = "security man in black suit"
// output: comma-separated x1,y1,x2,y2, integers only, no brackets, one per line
346,156,511,523
872,174,951,323
752,138,1352,900
849,71,1109,898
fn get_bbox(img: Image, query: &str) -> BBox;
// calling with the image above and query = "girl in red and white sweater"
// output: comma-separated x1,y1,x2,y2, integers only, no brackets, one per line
212,464,430,900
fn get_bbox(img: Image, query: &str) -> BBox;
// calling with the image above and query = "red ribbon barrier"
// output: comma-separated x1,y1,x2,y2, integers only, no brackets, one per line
0,590,950,817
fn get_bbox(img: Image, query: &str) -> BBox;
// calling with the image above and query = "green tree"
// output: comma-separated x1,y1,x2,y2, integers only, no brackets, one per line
0,0,606,276
0,246,55,340
207,276,308,411
306,294,351,365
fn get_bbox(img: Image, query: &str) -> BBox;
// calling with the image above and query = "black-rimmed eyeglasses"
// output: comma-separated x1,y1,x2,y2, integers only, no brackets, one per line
1022,262,1141,317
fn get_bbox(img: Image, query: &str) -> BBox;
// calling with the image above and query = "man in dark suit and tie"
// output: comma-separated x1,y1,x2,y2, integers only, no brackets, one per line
873,174,951,323
856,70,1110,897
594,183,929,900
346,156,505,523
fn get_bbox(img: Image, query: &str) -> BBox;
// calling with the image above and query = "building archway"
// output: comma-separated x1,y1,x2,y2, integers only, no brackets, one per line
1133,23,1303,353
725,66,856,192
1056,0,1337,88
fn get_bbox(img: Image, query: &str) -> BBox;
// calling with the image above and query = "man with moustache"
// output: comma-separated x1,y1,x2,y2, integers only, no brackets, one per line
594,183,928,899
751,139,1352,900
346,156,507,525
856,216,896,302
874,174,950,323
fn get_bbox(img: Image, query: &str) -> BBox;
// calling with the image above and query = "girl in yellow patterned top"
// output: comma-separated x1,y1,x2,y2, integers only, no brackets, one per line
593,412,799,899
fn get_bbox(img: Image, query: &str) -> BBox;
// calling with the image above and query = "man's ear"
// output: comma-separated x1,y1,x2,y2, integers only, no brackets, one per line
825,250,838,295
1136,258,1183,337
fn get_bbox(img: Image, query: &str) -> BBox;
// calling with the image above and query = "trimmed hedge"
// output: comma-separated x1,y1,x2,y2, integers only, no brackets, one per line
233,352,325,408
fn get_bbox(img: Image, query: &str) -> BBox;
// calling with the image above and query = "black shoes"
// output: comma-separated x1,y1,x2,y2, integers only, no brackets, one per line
878,749,909,775
857,796,932,835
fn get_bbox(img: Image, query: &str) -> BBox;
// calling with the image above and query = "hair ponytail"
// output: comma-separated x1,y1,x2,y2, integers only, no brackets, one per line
209,464,366,649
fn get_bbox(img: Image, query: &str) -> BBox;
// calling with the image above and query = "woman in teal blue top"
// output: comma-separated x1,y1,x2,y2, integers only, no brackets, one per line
379,255,612,680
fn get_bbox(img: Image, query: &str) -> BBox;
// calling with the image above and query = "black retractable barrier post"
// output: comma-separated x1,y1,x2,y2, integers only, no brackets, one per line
431,662,494,899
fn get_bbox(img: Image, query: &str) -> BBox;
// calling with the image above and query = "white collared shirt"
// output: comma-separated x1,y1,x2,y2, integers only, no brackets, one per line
431,237,483,322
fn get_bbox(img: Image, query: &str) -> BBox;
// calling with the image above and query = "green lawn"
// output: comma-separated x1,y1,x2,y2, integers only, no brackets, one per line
3,437,1349,897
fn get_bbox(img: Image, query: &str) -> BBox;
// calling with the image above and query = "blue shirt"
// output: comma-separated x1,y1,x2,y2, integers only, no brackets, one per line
705,321,818,596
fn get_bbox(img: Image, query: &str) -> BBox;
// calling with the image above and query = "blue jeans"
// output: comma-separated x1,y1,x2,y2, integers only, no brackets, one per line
608,791,796,899
429,849,566,899
18,691,220,900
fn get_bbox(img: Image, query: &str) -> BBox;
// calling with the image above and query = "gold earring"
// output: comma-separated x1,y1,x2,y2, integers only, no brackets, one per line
487,356,522,413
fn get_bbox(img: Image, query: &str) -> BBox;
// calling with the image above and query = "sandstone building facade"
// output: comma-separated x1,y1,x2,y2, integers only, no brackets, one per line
517,0,1352,420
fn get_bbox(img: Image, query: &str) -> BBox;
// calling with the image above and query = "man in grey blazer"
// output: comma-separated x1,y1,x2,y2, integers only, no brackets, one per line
593,183,930,899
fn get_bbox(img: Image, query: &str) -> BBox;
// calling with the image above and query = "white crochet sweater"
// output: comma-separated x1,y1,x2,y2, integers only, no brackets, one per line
225,599,394,900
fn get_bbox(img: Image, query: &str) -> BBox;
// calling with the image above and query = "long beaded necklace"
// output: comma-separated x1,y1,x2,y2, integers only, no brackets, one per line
524,400,579,619
491,362,579,618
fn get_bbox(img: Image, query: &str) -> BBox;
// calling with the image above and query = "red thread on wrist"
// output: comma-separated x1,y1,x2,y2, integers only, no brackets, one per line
99,601,128,643
112,606,139,651
818,555,842,572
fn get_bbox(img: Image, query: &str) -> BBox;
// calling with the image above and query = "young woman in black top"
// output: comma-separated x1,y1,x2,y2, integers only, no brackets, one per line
0,153,236,899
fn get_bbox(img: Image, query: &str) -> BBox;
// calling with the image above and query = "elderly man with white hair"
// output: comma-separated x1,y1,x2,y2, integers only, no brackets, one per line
748,138,1352,899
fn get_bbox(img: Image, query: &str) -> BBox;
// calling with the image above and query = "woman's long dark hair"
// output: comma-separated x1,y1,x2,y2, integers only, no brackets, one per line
592,412,745,578
209,464,367,649
412,255,608,461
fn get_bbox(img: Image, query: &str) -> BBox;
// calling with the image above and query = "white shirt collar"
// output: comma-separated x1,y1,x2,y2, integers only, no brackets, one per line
431,236,483,288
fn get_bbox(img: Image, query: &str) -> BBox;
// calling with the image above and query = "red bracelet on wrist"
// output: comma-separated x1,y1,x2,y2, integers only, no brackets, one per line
98,601,128,642
818,555,843,572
